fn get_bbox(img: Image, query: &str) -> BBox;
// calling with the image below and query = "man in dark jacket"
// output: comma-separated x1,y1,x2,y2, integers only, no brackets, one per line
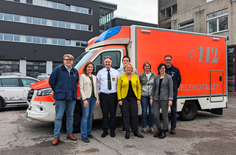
49,54,79,146
165,55,181,135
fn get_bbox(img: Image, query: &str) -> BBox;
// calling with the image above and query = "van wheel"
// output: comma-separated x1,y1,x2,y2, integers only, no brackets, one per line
180,101,197,121
0,100,2,111
73,113,81,133
61,100,82,133
73,100,82,133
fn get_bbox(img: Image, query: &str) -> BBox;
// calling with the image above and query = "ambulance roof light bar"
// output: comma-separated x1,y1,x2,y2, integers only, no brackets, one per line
94,26,122,43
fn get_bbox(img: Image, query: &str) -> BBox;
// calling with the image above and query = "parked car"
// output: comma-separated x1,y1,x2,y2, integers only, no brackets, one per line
0,73,39,111
37,73,50,80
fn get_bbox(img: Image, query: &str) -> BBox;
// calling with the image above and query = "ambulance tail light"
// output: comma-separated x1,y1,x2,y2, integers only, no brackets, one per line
95,26,122,43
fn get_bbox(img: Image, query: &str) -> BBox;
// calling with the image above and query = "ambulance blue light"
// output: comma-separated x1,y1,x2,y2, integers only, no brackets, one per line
95,26,122,43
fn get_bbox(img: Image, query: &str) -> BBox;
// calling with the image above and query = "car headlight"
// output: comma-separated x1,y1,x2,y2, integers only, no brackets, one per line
37,88,54,96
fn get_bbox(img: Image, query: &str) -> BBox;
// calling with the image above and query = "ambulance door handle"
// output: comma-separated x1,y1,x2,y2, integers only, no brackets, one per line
141,30,151,33
219,76,222,81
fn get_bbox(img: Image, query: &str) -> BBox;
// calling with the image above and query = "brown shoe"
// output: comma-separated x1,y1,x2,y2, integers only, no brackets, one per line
52,137,60,146
66,133,77,141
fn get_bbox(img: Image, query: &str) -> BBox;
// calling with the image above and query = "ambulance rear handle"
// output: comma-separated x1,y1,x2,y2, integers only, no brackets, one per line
219,76,222,81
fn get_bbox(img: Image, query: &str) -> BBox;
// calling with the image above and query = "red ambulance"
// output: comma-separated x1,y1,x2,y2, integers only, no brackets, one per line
26,25,227,132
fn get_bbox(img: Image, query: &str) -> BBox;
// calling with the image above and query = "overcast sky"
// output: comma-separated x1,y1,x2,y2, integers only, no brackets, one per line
108,0,158,24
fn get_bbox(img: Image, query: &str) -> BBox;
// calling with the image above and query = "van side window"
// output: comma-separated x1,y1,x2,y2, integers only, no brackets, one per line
0,79,2,87
21,78,37,87
92,55,101,73
92,51,121,72
2,78,19,87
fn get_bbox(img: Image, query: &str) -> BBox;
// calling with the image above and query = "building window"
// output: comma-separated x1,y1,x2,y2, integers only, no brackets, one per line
26,17,32,23
65,40,70,46
33,36,40,43
42,19,46,25
65,4,70,11
0,12,93,32
14,15,20,21
26,36,32,42
76,41,81,46
58,39,65,45
42,37,47,44
179,20,194,32
58,21,65,28
0,60,19,74
207,9,228,34
4,34,13,41
26,61,46,78
5,0,92,15
52,20,57,26
26,0,32,4
228,46,235,92
53,62,63,70
0,33,3,40
0,32,87,47
33,17,41,25
0,13,3,20
4,13,13,21
52,38,57,45
13,35,20,41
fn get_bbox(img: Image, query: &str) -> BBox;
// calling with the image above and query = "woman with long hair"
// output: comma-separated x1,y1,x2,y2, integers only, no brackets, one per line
79,62,99,143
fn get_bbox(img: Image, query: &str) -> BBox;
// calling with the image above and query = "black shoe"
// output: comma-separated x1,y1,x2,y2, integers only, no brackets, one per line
159,131,166,139
101,131,108,138
170,128,176,134
110,131,115,138
87,134,94,139
82,137,90,143
134,132,144,138
154,128,162,138
125,132,130,139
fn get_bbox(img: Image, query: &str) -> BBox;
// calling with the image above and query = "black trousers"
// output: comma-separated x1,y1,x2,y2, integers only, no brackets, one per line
121,97,138,133
119,105,133,129
100,93,118,132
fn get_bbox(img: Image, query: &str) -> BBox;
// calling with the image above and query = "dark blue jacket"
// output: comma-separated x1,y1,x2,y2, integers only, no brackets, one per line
167,65,181,93
49,65,79,101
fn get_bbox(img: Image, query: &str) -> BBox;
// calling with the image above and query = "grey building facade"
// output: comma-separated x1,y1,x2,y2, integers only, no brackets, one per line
158,0,177,29
0,0,116,77
169,0,236,92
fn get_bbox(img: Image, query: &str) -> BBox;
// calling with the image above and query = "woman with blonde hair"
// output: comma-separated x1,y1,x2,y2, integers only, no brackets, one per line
79,62,99,143
117,63,143,139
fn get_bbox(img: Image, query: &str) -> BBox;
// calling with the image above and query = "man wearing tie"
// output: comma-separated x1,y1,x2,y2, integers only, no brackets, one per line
97,56,120,138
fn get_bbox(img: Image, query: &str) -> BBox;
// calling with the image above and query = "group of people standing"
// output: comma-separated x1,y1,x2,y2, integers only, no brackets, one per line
49,53,181,146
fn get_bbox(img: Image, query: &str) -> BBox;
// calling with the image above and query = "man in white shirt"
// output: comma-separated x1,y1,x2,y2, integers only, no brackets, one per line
97,56,120,138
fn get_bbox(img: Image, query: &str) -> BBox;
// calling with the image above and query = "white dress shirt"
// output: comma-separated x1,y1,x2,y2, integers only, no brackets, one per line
96,67,120,94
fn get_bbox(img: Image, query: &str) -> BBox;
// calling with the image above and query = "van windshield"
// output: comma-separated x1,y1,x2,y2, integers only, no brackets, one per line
73,49,98,71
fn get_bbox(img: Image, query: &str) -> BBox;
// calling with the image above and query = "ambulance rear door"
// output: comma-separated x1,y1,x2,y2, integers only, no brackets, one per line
210,70,224,102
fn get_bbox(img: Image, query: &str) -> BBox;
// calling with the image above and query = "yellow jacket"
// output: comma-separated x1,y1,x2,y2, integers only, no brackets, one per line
117,73,141,100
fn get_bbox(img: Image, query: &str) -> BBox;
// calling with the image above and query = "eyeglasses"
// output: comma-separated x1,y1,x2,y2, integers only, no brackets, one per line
64,59,73,61
165,59,171,61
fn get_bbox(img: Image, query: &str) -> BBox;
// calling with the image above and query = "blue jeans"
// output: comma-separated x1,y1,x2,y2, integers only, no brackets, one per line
54,100,76,137
80,97,96,139
141,96,154,128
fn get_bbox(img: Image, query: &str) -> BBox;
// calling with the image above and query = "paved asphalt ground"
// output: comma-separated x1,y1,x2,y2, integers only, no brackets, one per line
0,93,236,155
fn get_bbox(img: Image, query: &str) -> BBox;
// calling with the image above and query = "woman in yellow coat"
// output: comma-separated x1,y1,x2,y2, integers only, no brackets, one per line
117,63,143,139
